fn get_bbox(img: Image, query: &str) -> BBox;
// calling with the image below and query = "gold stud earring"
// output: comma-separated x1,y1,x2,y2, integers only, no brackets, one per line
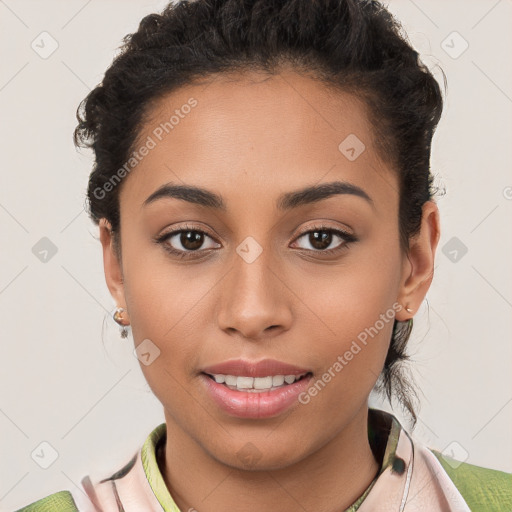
405,306,413,313
113,307,130,339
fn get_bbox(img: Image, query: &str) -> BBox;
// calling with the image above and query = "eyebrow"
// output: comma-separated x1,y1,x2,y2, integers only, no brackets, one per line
143,180,373,211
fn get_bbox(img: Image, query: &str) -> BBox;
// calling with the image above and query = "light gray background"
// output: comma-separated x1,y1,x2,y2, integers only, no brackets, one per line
1,0,511,509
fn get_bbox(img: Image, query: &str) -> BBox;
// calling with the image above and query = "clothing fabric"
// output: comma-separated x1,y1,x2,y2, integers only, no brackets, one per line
14,408,512,511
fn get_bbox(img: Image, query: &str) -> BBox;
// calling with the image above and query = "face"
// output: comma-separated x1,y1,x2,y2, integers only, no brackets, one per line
100,69,439,470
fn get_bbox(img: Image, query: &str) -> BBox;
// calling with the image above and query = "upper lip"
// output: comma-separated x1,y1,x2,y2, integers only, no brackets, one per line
202,358,311,378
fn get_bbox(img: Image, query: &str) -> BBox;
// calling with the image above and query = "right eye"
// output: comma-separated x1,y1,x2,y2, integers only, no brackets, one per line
156,224,221,258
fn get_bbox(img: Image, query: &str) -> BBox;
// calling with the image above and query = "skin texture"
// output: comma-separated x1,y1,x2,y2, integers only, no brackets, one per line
99,70,440,512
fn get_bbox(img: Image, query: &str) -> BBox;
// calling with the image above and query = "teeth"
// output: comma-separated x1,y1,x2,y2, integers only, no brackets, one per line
209,373,308,392
254,376,273,389
225,375,237,386
272,375,285,386
237,376,254,389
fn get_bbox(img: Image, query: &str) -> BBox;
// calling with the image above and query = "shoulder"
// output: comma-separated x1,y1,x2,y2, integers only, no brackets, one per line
12,422,168,511
13,490,78,511
429,448,512,511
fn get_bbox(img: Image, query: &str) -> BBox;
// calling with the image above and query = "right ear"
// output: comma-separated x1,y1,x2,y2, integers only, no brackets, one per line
99,218,126,307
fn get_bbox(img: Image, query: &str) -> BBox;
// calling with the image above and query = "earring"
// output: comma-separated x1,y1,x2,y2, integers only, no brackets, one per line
405,306,414,314
113,307,130,339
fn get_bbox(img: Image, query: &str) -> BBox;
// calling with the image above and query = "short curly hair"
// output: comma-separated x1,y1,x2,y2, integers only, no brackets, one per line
74,0,445,427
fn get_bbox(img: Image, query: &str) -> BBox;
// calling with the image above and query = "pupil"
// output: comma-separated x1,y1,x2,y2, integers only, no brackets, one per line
181,231,203,250
311,230,331,250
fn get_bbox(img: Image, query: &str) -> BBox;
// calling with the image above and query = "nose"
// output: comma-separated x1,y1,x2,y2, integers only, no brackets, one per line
216,243,293,341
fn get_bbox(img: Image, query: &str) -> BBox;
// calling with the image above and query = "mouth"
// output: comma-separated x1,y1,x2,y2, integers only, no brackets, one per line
200,358,314,418
202,371,313,393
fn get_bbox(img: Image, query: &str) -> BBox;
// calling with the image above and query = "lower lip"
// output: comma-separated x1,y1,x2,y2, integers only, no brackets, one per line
201,373,313,419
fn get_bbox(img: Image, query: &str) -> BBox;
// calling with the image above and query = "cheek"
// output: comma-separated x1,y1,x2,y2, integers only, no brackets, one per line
305,240,401,326
121,246,216,393
124,271,205,414
296,242,402,390
121,229,202,338
302,283,396,390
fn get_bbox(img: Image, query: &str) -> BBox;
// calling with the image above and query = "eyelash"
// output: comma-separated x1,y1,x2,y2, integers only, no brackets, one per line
155,223,358,260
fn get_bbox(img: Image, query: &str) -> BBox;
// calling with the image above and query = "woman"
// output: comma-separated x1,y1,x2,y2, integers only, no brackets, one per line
14,0,511,510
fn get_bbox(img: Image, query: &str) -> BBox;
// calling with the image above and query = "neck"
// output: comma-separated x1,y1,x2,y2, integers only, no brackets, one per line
160,405,380,512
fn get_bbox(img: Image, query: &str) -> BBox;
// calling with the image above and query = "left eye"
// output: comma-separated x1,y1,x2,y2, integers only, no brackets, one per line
293,227,355,252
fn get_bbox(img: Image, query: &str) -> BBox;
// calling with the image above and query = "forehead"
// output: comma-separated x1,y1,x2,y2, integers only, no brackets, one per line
121,70,398,212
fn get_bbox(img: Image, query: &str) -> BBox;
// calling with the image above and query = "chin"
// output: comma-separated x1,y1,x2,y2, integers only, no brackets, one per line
206,437,308,472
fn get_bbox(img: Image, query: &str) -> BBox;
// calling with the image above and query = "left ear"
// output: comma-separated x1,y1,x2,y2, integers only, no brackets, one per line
396,200,441,321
